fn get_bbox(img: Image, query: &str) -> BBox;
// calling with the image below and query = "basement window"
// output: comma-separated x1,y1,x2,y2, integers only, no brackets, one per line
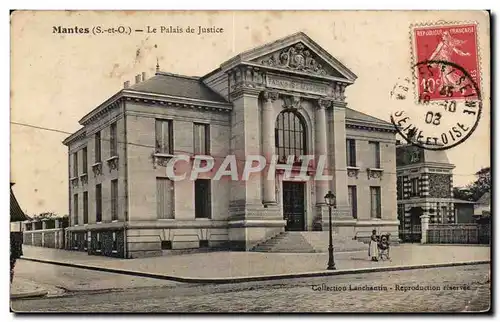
161,241,172,250
199,240,209,248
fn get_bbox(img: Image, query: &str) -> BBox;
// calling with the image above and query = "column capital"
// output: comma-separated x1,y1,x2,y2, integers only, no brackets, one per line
261,90,279,102
317,98,333,109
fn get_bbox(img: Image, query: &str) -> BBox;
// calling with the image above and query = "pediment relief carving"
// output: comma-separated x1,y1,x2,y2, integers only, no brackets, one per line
254,42,343,78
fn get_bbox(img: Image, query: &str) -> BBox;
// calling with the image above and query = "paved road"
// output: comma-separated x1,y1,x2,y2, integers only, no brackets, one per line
11,264,490,313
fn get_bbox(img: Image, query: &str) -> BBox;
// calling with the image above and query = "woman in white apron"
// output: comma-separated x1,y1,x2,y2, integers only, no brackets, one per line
368,229,379,261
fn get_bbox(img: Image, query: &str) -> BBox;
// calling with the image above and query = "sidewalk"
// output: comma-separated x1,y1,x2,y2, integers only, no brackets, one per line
10,277,50,299
21,244,490,283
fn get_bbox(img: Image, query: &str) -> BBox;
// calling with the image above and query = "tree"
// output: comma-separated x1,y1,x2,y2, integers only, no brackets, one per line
454,167,490,201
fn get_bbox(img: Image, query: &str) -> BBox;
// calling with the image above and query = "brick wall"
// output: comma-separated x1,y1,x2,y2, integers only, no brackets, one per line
428,173,452,198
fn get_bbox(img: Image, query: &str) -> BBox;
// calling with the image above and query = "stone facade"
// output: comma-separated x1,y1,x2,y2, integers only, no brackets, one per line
63,32,399,258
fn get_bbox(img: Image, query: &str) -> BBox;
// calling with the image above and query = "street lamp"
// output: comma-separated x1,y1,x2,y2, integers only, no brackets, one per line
324,190,337,270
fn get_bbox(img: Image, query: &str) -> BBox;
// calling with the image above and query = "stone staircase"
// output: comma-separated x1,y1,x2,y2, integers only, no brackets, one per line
251,231,368,253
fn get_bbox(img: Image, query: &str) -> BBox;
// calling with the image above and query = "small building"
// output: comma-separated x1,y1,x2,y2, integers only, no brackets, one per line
63,32,399,258
396,143,458,242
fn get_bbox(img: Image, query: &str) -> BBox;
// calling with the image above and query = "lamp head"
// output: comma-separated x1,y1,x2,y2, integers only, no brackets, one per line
324,190,336,208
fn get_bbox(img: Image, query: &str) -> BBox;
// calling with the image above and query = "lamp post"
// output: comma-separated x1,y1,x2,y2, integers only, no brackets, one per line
324,190,337,270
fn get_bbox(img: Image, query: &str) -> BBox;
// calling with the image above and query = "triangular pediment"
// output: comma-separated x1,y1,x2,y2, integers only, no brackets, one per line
220,32,357,82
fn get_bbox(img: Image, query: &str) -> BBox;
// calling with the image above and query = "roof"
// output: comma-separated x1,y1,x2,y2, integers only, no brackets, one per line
345,108,393,127
476,192,490,205
10,186,29,222
129,72,228,103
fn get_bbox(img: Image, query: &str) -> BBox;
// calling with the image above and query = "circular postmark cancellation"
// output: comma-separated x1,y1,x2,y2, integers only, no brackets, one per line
390,59,482,151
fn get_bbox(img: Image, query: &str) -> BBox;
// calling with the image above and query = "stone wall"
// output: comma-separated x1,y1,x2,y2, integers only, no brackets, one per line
428,173,452,198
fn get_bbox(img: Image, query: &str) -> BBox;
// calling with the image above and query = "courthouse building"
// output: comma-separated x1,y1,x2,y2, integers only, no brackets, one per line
63,32,399,258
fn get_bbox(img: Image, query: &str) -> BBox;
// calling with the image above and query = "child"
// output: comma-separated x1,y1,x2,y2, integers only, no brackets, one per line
368,229,379,261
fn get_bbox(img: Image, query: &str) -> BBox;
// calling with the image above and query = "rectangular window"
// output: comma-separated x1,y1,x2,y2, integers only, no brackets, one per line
346,139,356,167
111,179,118,221
73,194,79,225
411,178,419,197
155,119,173,154
110,122,117,157
156,177,174,219
397,176,403,200
441,206,448,224
112,232,117,252
95,131,101,162
195,179,211,219
96,184,102,223
73,152,78,177
83,191,89,224
369,141,381,168
348,185,358,219
193,123,210,155
370,187,382,219
96,232,102,252
82,147,88,175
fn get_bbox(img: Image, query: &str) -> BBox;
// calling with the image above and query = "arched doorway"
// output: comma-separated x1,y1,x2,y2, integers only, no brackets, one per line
275,109,307,231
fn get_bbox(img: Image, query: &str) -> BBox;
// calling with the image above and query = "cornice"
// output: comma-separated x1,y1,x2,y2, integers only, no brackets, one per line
345,121,397,134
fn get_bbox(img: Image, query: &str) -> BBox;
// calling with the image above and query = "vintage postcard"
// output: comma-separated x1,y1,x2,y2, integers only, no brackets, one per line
9,10,491,313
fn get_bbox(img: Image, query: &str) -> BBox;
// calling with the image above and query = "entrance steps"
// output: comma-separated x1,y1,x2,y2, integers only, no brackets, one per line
251,231,368,253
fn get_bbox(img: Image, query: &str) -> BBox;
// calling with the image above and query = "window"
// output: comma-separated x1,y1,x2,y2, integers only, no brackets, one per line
195,179,211,219
82,147,88,175
348,185,358,219
96,232,102,252
73,194,79,225
96,184,102,222
370,187,382,219
410,178,419,197
346,139,356,167
84,232,88,250
111,179,118,221
112,232,117,252
95,131,101,162
369,141,381,168
83,191,89,224
193,123,210,155
441,206,448,223
110,122,118,157
275,110,306,163
155,119,173,154
73,152,78,177
397,176,403,200
157,177,174,219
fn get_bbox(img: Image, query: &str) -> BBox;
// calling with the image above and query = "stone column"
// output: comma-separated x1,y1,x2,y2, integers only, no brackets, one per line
315,99,329,205
330,104,350,218
420,214,430,244
261,91,278,206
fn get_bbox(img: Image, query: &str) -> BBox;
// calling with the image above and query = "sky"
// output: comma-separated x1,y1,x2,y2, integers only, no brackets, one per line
10,10,490,216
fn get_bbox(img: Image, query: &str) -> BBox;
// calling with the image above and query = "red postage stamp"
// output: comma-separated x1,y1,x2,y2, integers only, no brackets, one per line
412,23,480,102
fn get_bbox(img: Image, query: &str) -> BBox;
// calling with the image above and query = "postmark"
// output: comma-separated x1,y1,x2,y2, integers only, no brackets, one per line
389,22,483,151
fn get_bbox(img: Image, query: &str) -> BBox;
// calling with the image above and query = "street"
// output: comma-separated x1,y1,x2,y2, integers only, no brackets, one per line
11,263,490,313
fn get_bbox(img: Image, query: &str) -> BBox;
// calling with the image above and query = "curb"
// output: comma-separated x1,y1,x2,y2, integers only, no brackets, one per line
10,290,48,300
21,257,490,285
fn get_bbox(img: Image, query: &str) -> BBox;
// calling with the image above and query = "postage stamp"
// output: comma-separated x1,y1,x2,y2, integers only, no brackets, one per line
389,22,483,151
411,23,481,103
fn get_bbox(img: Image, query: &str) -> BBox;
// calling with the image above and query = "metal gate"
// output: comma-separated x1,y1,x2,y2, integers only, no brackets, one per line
282,182,305,231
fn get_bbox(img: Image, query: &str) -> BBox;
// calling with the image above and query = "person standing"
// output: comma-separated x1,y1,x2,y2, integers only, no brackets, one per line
368,229,379,262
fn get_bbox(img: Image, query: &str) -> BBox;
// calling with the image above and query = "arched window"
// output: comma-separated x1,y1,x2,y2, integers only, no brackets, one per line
275,110,307,164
